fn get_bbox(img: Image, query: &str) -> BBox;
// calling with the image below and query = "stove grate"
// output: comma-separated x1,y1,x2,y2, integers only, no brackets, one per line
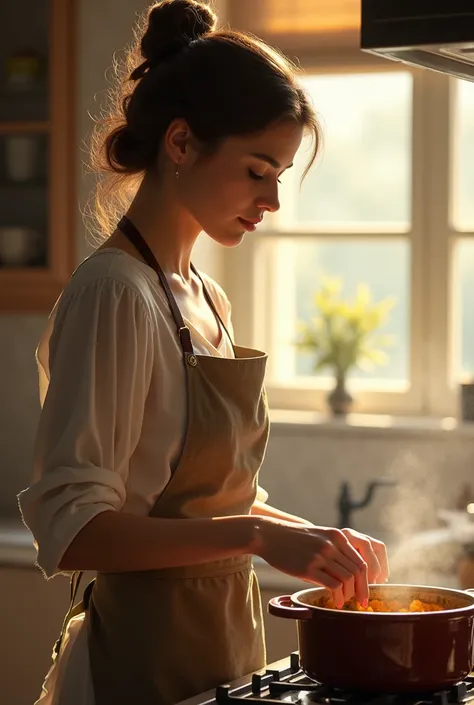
214,654,474,705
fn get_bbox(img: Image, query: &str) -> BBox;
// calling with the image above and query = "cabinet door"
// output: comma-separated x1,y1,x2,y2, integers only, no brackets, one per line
0,0,75,311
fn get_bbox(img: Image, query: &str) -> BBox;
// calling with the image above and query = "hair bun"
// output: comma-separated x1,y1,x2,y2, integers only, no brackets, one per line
139,0,216,69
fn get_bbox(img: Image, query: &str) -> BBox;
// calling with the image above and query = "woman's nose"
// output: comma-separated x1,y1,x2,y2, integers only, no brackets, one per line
256,186,280,214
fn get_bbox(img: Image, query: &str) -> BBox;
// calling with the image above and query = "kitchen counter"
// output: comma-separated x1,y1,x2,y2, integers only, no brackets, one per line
0,519,37,567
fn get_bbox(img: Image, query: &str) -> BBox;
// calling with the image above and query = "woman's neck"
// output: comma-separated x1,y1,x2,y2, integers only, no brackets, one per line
107,171,201,280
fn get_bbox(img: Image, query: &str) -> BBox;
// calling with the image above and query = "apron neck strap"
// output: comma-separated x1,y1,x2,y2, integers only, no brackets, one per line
117,215,194,355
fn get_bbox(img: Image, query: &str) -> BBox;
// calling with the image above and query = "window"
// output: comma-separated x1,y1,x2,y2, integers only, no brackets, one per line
453,81,474,384
453,80,474,232
263,71,413,399
281,73,412,228
222,4,474,418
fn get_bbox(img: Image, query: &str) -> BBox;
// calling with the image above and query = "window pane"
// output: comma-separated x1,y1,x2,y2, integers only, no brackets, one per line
270,239,410,386
453,81,474,231
456,240,474,379
278,72,413,229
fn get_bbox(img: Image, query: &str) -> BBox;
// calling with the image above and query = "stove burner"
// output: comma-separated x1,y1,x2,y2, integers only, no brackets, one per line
214,654,474,705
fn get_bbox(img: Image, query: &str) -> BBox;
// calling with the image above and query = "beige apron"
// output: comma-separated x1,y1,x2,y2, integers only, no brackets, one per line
55,216,270,705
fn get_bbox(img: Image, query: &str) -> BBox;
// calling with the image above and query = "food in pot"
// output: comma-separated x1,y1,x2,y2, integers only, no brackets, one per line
320,596,444,612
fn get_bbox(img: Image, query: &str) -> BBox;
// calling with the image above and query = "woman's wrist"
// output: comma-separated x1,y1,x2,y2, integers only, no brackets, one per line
245,515,271,559
215,514,266,557
251,500,313,527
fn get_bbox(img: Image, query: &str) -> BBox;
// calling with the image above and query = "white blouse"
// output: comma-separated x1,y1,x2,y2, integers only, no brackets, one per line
18,248,268,705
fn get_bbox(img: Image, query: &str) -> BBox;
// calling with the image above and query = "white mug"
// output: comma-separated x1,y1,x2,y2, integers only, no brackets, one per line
5,136,39,181
0,227,41,266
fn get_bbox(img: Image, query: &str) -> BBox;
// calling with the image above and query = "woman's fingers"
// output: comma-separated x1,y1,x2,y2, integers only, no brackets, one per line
332,552,368,606
327,532,369,605
328,561,355,604
341,528,382,583
310,540,366,606
310,568,345,608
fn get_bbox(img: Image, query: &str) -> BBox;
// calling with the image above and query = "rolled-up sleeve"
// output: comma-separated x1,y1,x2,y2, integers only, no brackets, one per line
18,278,154,578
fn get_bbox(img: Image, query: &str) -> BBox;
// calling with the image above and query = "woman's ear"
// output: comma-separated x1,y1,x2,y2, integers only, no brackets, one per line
163,118,198,167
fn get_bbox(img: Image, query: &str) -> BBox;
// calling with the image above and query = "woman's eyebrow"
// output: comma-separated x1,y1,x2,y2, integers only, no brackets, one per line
250,152,294,170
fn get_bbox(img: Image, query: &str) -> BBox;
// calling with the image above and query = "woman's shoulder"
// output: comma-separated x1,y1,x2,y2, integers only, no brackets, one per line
69,248,157,296
50,248,166,319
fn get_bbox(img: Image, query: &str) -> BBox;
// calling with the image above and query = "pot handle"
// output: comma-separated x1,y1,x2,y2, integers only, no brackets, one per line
268,595,313,621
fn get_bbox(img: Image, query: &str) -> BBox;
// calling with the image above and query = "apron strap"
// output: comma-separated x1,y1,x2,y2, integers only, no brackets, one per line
117,216,194,356
191,264,235,354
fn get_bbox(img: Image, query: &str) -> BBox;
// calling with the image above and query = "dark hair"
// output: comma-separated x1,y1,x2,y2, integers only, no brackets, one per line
88,0,321,236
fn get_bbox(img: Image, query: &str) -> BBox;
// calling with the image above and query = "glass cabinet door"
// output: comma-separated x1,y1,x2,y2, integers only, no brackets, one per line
0,0,75,310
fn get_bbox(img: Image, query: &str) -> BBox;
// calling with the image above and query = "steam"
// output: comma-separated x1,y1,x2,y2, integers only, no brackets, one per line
379,450,466,585
381,450,440,541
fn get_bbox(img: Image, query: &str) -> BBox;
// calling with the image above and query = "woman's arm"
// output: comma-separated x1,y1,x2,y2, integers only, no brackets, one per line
251,499,314,527
59,502,311,572
59,510,259,572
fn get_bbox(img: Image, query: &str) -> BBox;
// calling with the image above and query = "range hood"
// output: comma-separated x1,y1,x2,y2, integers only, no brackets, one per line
361,1,474,82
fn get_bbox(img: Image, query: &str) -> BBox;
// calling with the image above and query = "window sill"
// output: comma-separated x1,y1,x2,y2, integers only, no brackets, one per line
269,409,474,439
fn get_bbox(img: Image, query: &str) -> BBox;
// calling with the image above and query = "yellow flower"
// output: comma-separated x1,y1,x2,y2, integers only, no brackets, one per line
295,277,396,377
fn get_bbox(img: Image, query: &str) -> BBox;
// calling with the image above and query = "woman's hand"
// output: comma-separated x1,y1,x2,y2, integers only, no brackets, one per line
340,526,389,584
252,518,389,608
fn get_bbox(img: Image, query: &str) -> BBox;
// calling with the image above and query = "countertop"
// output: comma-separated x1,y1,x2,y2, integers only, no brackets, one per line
0,519,37,567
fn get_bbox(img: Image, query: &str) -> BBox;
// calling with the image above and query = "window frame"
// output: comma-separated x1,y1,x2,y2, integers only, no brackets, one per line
221,57,468,419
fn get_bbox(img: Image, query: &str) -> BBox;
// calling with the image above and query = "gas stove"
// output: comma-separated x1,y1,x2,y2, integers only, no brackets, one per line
178,653,474,705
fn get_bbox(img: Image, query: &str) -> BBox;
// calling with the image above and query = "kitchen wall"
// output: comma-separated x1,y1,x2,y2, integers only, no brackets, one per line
261,420,474,538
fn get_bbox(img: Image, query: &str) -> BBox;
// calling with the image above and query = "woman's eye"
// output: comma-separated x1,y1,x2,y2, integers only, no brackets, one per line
249,169,282,184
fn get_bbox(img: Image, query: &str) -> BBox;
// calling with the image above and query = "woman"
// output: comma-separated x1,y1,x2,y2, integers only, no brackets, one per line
19,2,389,704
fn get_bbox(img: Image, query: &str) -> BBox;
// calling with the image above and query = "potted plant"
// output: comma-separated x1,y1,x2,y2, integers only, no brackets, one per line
295,277,395,416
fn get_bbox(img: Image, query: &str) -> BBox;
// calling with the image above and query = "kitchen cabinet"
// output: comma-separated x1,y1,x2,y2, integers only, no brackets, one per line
0,0,75,312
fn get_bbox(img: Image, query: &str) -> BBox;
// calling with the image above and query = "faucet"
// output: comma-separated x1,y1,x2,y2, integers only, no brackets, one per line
337,479,397,529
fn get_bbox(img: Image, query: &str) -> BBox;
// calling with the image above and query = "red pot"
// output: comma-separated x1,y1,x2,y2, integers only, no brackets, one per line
268,584,474,692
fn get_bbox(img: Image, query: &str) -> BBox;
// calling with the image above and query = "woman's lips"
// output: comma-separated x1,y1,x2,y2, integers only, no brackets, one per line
238,217,259,232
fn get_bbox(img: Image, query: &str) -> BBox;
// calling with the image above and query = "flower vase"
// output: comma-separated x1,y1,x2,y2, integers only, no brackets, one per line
327,375,353,417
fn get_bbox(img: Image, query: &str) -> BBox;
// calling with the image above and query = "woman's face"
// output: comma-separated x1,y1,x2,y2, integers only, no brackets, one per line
179,120,304,247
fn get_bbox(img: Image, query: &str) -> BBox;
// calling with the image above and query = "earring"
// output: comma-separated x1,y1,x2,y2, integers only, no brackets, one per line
175,165,180,180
